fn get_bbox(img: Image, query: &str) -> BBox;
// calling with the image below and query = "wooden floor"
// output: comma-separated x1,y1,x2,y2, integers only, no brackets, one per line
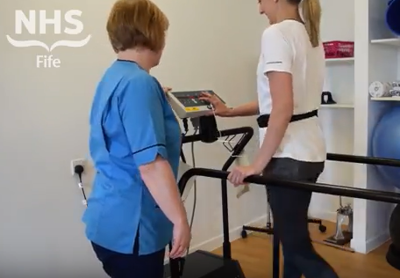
212,222,398,277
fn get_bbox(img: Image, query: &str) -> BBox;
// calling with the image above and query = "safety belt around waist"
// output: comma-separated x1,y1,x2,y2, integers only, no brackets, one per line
256,109,318,128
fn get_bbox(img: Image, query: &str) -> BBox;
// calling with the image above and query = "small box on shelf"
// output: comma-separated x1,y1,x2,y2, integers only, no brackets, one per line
323,41,354,59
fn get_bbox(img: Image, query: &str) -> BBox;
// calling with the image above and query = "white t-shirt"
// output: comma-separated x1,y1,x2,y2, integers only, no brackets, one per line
257,20,326,162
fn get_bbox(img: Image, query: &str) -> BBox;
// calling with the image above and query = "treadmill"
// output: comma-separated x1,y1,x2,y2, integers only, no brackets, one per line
164,90,280,278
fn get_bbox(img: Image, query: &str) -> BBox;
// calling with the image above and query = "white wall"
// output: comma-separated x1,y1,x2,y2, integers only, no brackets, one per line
308,0,355,222
4,0,395,276
0,0,267,277
153,0,269,252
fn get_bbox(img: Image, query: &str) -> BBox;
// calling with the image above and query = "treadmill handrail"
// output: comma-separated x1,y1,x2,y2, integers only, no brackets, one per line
178,167,400,204
176,125,254,264
327,153,400,167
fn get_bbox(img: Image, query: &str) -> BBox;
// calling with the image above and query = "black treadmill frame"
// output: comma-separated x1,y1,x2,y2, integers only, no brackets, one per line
168,126,258,278
177,155,400,277
181,126,254,259
240,153,400,238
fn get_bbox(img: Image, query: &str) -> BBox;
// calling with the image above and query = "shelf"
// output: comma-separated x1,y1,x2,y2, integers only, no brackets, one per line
325,57,354,64
370,38,400,47
370,97,400,101
320,104,354,109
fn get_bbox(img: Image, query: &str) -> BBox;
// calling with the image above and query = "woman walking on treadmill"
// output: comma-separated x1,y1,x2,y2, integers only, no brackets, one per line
200,0,339,277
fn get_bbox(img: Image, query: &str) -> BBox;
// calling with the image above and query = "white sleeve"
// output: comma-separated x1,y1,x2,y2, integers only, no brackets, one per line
261,28,293,74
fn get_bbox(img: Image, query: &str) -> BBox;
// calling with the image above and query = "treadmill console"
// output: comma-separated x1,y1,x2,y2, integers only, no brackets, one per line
167,90,225,119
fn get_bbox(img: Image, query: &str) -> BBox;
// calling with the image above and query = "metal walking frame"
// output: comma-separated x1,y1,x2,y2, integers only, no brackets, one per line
178,160,400,278
241,153,400,239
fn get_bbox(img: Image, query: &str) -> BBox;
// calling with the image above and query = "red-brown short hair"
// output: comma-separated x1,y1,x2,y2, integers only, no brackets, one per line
106,0,169,52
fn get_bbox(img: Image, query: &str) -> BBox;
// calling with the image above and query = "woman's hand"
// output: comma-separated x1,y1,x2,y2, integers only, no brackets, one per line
162,86,172,93
170,219,191,258
199,91,231,117
228,165,263,186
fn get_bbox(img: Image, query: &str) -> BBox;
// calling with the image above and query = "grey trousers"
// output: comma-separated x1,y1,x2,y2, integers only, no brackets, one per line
263,158,339,278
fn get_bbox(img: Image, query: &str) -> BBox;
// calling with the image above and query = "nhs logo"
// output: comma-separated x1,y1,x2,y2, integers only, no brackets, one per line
6,10,91,68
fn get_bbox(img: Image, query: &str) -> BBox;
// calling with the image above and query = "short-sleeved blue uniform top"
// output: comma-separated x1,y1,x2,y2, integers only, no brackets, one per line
82,60,181,255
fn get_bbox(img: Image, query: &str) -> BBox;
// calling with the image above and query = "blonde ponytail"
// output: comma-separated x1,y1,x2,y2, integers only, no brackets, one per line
301,0,321,47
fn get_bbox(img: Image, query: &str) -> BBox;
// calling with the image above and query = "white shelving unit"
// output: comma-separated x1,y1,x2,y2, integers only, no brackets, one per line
351,0,400,254
371,96,400,101
370,38,400,46
309,0,356,227
321,104,354,108
326,57,355,63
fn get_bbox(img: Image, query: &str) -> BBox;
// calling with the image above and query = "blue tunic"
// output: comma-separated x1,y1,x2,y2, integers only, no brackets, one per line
83,60,181,255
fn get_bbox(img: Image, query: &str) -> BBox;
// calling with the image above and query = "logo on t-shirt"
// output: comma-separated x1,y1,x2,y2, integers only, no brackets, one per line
6,9,91,68
266,61,283,65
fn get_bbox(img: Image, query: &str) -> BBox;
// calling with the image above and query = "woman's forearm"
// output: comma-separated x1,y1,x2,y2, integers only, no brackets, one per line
139,156,187,225
227,101,259,117
253,107,292,171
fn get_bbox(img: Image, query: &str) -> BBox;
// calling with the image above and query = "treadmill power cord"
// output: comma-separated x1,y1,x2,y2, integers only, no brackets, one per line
187,127,198,256
174,120,198,277
180,117,197,251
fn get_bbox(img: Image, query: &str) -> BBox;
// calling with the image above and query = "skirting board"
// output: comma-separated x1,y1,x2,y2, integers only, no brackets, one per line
164,214,267,264
351,232,390,254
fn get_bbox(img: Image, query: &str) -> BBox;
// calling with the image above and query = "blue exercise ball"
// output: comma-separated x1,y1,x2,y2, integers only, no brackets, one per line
386,0,400,36
371,106,400,189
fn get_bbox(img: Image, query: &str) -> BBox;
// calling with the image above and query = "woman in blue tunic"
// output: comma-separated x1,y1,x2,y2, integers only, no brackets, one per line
82,1,190,277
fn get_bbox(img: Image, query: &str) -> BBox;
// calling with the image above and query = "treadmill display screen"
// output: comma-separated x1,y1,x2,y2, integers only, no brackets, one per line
172,91,210,107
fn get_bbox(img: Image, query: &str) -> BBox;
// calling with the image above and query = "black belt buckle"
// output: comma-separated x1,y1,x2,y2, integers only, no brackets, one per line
257,114,270,128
